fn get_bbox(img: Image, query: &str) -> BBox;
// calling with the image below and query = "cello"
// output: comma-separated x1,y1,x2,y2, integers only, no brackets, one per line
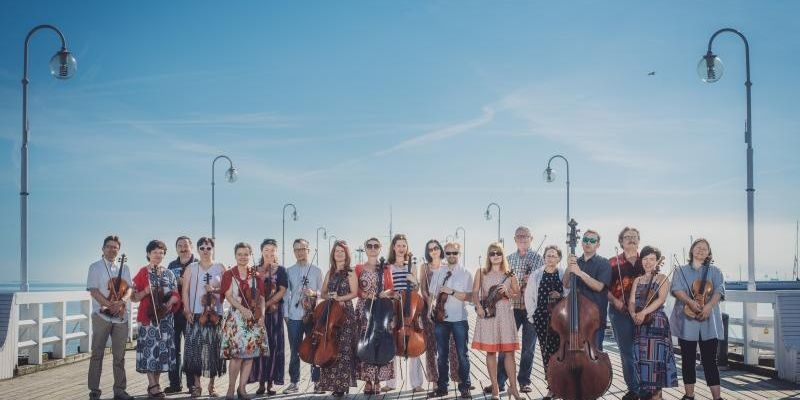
393,254,426,358
101,254,129,318
299,270,346,367
546,219,612,400
356,257,396,365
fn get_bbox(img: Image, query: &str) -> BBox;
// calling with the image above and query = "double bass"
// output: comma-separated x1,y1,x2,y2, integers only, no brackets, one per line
356,257,396,365
101,254,129,318
299,271,346,367
393,255,425,358
198,272,221,327
546,219,612,400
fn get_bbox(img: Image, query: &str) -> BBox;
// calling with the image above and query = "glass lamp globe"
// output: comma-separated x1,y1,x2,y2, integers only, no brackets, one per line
543,167,556,183
49,50,77,80
292,210,298,221
225,167,238,183
484,209,492,220
697,52,724,83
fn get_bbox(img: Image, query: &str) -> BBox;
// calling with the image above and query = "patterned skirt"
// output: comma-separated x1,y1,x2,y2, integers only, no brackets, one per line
249,307,286,385
136,314,177,373
472,300,519,352
355,298,395,382
221,309,269,359
317,304,357,392
634,310,679,392
184,316,226,378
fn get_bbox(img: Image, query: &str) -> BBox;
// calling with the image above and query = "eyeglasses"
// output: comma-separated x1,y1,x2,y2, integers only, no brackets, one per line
445,251,459,256
489,251,503,257
622,235,639,240
514,235,531,240
199,246,213,251
293,248,309,252
427,247,439,252
365,243,380,250
582,237,599,244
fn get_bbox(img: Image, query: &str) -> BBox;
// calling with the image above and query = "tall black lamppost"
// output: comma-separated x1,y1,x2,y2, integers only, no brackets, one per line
544,154,571,238
20,25,77,291
282,203,298,264
699,28,755,291
211,155,237,241
484,203,502,243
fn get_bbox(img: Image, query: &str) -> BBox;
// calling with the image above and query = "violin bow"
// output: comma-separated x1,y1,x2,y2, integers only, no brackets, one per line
147,265,163,339
614,247,627,311
641,256,671,311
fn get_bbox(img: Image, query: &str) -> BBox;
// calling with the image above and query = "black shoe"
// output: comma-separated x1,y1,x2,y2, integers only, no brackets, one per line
483,385,505,394
427,389,448,398
622,391,639,400
113,392,134,400
332,392,345,398
459,389,472,399
164,386,183,394
89,391,101,400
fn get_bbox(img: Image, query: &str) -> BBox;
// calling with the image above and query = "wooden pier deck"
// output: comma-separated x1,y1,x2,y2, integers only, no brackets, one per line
2,311,798,400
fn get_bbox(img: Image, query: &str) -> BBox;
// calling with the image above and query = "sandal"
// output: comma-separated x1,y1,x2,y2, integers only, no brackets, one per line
190,386,202,398
147,384,165,399
256,385,266,395
364,382,374,395
208,384,218,397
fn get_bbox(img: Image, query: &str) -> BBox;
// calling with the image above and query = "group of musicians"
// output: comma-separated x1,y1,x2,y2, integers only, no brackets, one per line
86,226,726,400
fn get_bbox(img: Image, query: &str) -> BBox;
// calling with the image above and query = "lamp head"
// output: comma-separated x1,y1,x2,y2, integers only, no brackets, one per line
225,167,238,183
543,167,556,183
292,209,298,221
698,51,723,83
49,49,76,80
484,209,491,220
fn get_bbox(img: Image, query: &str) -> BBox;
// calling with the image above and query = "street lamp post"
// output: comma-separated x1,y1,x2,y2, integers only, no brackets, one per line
282,203,298,264
484,203,502,243
544,155,571,238
327,235,338,269
455,226,466,267
211,155,237,241
19,25,77,292
698,28,755,292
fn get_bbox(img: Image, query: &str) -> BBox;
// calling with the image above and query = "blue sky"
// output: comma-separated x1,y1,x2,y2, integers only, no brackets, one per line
1,1,799,285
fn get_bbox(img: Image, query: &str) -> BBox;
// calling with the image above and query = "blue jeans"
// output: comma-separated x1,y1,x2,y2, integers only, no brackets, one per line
286,319,319,384
497,309,536,388
435,320,471,392
609,307,640,394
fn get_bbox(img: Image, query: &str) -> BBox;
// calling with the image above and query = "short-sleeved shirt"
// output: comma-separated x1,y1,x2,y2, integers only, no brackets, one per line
220,267,267,306
167,255,195,309
575,254,612,328
184,262,226,314
284,263,323,320
507,249,544,309
428,263,473,322
670,264,726,341
132,266,180,325
608,253,644,303
86,258,133,324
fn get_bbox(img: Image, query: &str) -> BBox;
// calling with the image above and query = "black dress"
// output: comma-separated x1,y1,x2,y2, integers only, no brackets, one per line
532,270,564,372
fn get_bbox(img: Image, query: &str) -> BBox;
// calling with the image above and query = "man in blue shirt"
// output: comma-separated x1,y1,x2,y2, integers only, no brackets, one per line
165,236,195,394
563,229,612,350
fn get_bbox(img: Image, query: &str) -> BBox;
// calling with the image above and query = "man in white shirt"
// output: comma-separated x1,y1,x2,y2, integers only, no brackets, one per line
86,235,133,400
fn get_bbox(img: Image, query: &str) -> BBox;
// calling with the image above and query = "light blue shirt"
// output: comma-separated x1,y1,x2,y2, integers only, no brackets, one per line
428,263,473,322
670,263,726,341
284,262,323,320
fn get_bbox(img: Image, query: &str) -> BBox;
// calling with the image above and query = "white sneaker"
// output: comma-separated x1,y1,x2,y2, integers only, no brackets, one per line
283,383,299,394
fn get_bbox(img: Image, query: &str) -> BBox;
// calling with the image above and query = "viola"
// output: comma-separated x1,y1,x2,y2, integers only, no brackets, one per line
356,257,396,365
633,256,668,325
517,236,547,302
299,270,347,367
295,251,319,327
198,272,221,327
546,218,612,400
241,267,263,328
480,270,513,319
146,265,172,325
263,263,279,314
392,254,426,358
431,270,452,323
682,260,714,321
101,254,129,318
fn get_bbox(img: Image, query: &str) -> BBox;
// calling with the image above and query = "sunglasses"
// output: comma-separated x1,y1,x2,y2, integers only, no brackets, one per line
365,243,380,250
582,237,599,244
489,251,503,257
199,246,213,251
445,251,460,256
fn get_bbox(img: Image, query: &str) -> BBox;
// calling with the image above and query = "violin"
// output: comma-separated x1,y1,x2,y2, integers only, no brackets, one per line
198,272,221,327
263,263,279,314
295,251,319,327
101,254,129,318
517,236,547,300
480,270,514,319
356,257,396,365
431,270,452,323
681,258,714,321
299,270,347,367
633,256,667,325
546,218,612,400
146,265,172,325
393,254,426,358
241,267,263,328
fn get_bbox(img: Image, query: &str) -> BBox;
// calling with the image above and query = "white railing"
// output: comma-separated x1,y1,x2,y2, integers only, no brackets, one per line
0,291,92,380
724,290,778,365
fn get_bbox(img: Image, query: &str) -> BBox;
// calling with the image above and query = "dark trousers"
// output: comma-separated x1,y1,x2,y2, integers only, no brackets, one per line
286,319,319,384
497,309,537,388
435,320,471,392
679,337,720,386
168,311,192,389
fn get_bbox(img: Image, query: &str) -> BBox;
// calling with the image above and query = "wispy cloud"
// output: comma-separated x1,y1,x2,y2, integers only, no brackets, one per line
94,111,294,130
